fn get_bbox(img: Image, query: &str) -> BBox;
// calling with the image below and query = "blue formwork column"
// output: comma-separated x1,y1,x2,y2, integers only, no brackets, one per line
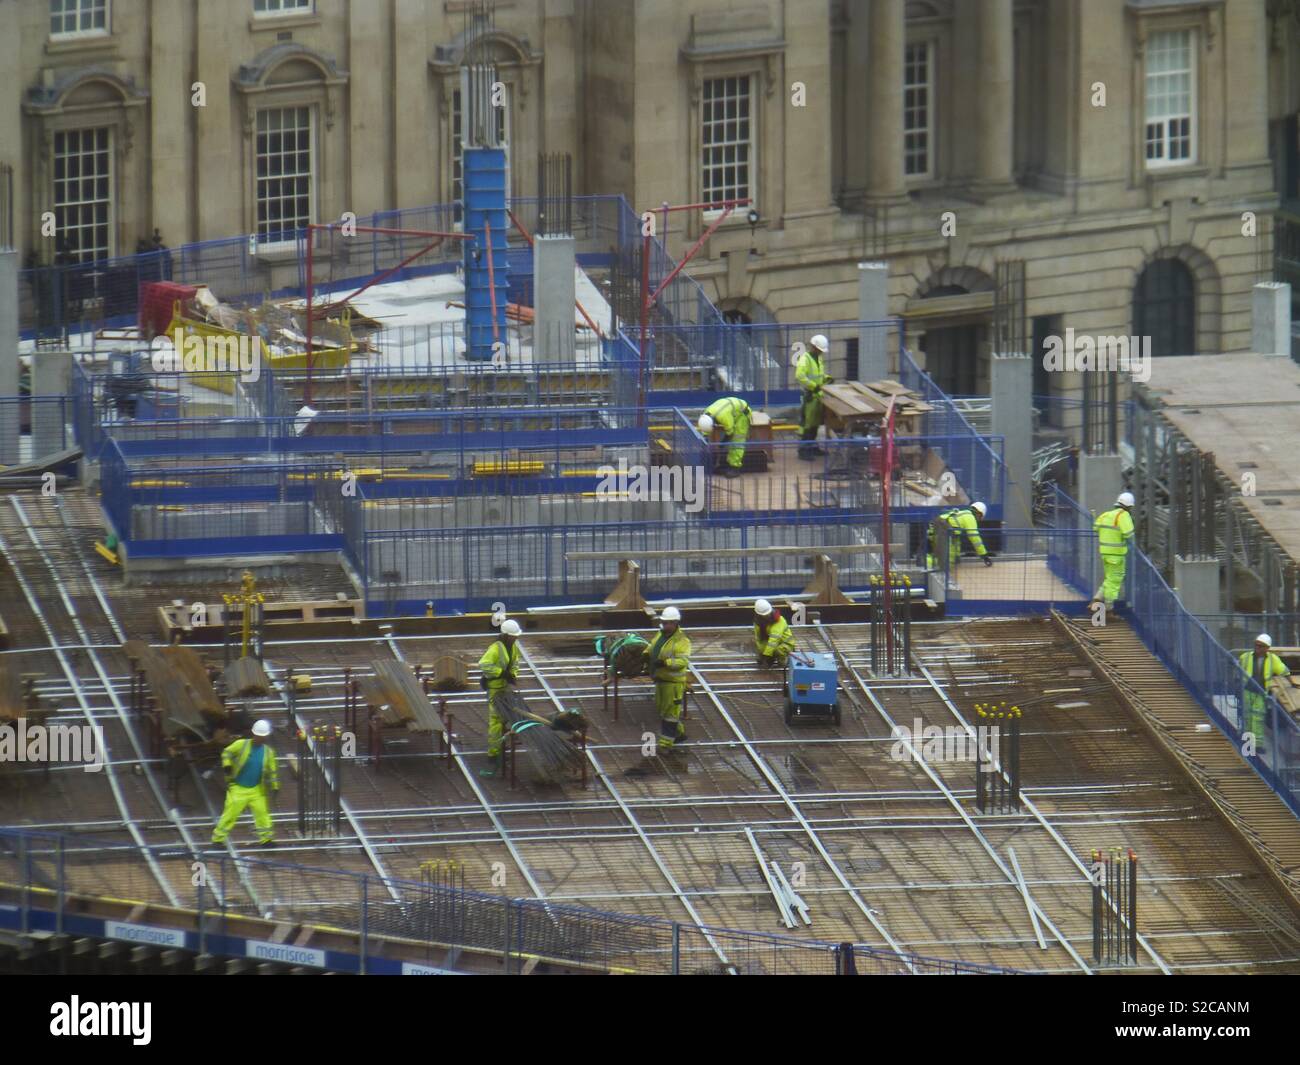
463,147,509,362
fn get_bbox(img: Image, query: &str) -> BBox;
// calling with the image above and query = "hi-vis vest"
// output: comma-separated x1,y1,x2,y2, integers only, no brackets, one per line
222,738,279,792
795,350,828,393
648,628,691,682
704,397,750,434
478,639,520,692
1093,507,1134,557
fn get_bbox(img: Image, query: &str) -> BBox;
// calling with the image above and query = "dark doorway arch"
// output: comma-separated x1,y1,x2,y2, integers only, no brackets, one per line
1133,259,1196,357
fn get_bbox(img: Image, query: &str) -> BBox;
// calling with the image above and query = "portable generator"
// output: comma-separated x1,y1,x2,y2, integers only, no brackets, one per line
784,651,841,725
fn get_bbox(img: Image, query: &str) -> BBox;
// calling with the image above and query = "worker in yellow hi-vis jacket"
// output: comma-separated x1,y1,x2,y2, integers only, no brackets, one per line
649,607,692,750
926,502,991,570
795,334,832,460
698,397,752,478
1090,492,1136,611
212,719,279,847
753,598,797,667
1239,633,1290,756
478,619,522,773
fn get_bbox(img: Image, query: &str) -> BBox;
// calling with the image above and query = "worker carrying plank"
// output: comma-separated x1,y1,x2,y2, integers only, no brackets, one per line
1239,633,1290,757
1088,492,1135,612
211,719,280,847
795,334,833,460
698,397,752,479
926,502,991,570
754,599,797,668
649,607,692,751
478,619,522,774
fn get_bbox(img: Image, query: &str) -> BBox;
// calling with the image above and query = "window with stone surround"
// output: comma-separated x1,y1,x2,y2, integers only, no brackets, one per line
253,0,313,16
701,75,753,209
1144,29,1196,168
255,106,313,245
52,127,112,263
904,40,934,179
49,0,108,38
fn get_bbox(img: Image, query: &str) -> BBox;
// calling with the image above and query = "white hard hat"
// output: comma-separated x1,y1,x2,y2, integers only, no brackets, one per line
697,413,714,434
660,606,681,623
1117,491,1135,508
809,334,829,353
252,719,272,737
1256,633,1273,647
754,598,773,616
970,501,987,518
500,619,522,637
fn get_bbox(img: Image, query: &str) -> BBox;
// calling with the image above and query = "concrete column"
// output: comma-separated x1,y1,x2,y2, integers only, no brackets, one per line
149,0,188,243
973,0,1016,196
1079,452,1122,517
0,250,17,464
864,0,908,205
32,349,72,459
990,352,1033,528
857,261,889,382
195,3,232,241
1174,555,1221,618
1252,281,1291,358
534,234,576,363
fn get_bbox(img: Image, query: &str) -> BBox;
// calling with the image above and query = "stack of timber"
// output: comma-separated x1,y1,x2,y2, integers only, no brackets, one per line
821,379,934,436
362,661,445,734
123,640,227,739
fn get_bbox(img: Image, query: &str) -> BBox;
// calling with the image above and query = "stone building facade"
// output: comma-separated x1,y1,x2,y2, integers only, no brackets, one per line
2,0,1298,393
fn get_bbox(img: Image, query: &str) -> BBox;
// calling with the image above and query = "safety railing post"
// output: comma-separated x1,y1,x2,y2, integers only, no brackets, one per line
671,922,681,974
56,837,65,935
360,875,369,974
19,833,29,934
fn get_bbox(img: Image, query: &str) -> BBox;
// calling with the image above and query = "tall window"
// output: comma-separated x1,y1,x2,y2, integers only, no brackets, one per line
256,106,312,244
50,0,108,37
1133,259,1195,356
253,0,312,14
1144,30,1195,168
904,41,933,178
451,83,509,221
701,76,752,208
53,128,112,263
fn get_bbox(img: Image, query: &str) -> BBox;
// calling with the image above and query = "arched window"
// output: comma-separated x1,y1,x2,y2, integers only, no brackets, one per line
1133,258,1195,356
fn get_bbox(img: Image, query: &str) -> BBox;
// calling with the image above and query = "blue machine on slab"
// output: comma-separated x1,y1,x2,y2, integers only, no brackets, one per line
785,651,841,725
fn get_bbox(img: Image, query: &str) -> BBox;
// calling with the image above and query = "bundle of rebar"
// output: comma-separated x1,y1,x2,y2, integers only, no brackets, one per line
297,724,343,837
596,633,648,678
868,575,911,676
973,701,1021,814
1092,847,1139,965
494,688,584,783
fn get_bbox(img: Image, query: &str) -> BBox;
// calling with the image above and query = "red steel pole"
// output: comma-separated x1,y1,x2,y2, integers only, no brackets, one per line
305,224,314,405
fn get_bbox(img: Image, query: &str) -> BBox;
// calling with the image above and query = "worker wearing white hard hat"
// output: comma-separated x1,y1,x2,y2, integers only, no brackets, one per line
650,607,691,750
478,617,523,770
1090,491,1137,612
927,501,991,570
698,397,753,478
796,336,833,460
753,599,797,668
212,719,280,847
1239,634,1290,757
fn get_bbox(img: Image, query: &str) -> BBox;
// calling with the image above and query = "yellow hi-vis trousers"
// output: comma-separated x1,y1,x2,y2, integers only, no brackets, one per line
655,679,687,750
1095,555,1127,607
212,783,273,844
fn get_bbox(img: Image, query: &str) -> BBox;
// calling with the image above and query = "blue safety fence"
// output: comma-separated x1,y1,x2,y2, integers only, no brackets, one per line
0,828,1019,975
355,510,896,616
1020,484,1300,817
934,526,1095,615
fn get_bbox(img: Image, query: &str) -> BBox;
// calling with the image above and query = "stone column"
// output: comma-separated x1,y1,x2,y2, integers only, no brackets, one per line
864,0,908,205
973,0,1016,196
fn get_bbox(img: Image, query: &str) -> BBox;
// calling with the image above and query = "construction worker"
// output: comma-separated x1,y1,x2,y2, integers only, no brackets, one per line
698,396,752,479
926,502,991,570
1090,491,1136,611
212,719,279,847
648,606,692,751
796,334,833,460
1239,633,1290,756
596,631,649,681
479,619,522,770
754,599,797,668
